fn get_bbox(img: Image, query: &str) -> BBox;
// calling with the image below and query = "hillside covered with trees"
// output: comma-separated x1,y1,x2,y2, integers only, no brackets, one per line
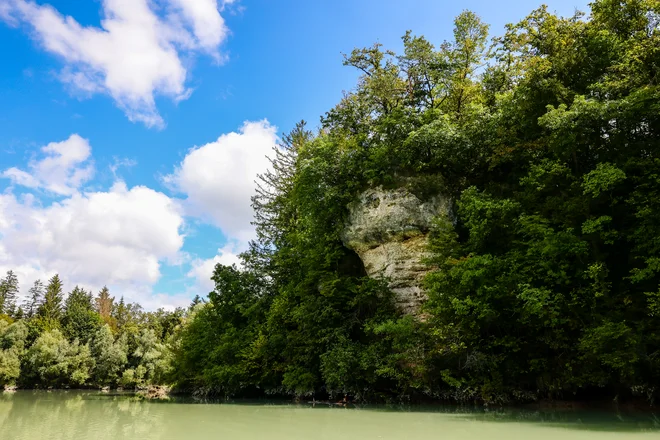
171,0,660,403
2,0,659,404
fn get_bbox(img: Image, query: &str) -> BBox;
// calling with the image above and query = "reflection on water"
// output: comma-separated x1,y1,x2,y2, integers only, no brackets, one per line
0,391,658,440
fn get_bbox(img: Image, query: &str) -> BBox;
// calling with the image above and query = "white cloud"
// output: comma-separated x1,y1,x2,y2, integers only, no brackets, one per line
134,290,194,311
2,134,94,195
187,242,242,292
109,157,138,180
168,0,228,54
1,0,230,127
0,180,185,307
2,168,38,189
0,2,14,22
0,119,277,308
165,120,278,243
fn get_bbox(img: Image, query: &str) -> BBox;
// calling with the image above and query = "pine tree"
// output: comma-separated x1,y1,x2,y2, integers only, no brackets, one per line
63,286,102,343
95,286,114,319
0,270,19,316
38,274,64,323
189,295,204,310
250,121,310,273
113,297,128,330
24,280,45,318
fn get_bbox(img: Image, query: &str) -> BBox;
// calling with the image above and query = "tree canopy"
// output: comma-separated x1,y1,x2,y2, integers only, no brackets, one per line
0,277,184,390
170,0,660,404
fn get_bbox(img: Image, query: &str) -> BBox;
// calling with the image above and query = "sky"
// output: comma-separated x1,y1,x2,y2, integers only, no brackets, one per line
0,0,590,310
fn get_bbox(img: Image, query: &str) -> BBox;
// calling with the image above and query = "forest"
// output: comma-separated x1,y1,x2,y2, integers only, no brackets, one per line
2,0,660,404
0,272,187,389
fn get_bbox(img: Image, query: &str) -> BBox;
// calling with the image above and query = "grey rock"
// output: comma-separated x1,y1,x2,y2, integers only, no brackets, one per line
342,186,450,314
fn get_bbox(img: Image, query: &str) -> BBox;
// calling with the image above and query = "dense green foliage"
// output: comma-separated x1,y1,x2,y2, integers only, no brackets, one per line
170,0,660,403
0,274,184,389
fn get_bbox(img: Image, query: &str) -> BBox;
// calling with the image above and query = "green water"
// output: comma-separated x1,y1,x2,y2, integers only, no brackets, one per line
0,391,659,439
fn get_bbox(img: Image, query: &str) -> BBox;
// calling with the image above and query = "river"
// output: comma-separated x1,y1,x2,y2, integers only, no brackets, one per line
0,391,658,439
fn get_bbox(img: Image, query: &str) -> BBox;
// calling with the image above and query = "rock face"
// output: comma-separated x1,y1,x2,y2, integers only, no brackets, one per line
341,186,451,314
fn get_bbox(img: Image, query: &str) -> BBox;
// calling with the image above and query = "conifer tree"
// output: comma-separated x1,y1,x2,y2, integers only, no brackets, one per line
189,295,203,310
38,274,64,324
62,286,102,343
113,297,129,329
95,286,114,320
0,270,19,316
24,280,44,318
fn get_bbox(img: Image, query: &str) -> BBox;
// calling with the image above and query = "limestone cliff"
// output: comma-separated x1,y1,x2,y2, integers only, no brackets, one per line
341,186,451,314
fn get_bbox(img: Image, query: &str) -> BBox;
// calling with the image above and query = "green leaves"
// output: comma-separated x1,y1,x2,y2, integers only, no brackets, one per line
0,271,19,317
38,275,64,324
62,286,102,344
0,321,27,386
458,187,520,251
24,330,94,387
579,321,640,379
90,325,128,386
582,163,627,198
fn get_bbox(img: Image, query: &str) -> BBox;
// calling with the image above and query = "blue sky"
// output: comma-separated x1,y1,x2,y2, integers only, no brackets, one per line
0,0,589,309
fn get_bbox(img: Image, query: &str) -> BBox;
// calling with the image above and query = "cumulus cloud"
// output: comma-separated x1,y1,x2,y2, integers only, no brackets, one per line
0,182,185,297
168,0,228,54
187,242,242,292
2,134,94,195
0,119,276,308
165,119,278,243
1,0,230,127
0,133,186,308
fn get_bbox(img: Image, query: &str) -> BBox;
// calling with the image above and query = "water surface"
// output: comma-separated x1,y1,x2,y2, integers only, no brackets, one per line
1,391,658,439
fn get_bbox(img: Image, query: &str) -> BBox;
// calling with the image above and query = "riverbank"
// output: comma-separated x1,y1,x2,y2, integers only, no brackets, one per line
3,384,171,400
3,384,657,411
